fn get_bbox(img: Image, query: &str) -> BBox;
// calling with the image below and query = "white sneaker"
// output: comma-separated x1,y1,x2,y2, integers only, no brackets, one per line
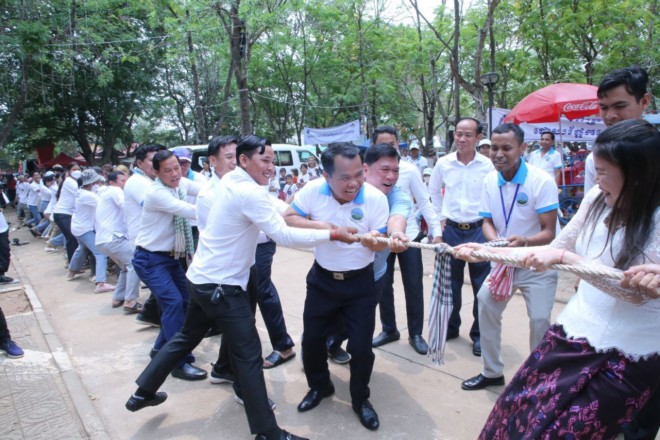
94,283,116,293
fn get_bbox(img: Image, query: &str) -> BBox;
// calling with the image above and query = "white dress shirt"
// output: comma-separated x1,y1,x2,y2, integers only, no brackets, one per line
583,153,596,194
54,177,80,215
39,181,53,202
71,190,99,236
429,150,494,223
123,173,152,245
95,186,127,245
187,167,330,290
196,173,221,231
397,160,442,238
135,183,197,252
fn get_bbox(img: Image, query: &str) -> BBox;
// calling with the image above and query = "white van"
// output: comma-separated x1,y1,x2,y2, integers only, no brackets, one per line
171,143,320,176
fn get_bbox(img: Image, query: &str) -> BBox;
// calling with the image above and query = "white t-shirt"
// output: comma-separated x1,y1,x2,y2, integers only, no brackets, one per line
95,186,127,245
291,178,388,271
54,177,80,215
526,147,563,179
479,161,559,238
17,181,29,204
583,153,596,194
406,154,429,176
39,181,53,202
71,190,99,237
45,184,59,215
282,183,298,198
27,181,40,206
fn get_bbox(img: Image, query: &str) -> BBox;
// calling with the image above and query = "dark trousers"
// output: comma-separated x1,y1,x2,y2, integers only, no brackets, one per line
302,263,377,407
379,239,425,337
256,241,293,352
132,248,192,365
140,294,161,324
53,213,78,262
214,267,258,376
136,281,277,435
624,389,660,440
0,307,9,343
0,230,9,275
442,222,490,342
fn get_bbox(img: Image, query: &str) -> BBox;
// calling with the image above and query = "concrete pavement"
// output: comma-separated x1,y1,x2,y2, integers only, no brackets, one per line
5,220,580,439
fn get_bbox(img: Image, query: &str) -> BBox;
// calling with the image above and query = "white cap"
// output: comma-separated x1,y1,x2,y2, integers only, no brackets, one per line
423,167,432,176
478,139,491,147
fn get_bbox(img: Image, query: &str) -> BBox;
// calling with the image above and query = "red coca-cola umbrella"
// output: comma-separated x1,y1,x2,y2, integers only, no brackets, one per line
504,83,599,123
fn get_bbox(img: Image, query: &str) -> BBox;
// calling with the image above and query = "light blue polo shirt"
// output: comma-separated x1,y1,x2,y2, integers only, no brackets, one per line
292,178,389,271
373,186,412,281
479,161,559,238
527,147,563,178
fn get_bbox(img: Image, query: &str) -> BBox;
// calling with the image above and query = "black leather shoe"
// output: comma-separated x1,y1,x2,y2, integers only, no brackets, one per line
446,332,459,341
254,430,309,440
372,331,400,348
297,382,335,412
328,346,351,364
408,335,428,355
171,363,208,381
353,399,379,431
125,392,168,412
461,374,505,390
472,340,481,357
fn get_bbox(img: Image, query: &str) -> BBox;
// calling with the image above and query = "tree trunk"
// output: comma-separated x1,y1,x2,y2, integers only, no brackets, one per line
187,8,208,143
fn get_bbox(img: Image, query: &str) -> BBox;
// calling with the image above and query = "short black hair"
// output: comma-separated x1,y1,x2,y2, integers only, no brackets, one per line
540,131,555,141
371,126,398,144
152,150,176,171
43,174,55,183
135,144,167,162
107,171,125,183
365,143,400,166
207,135,239,157
321,142,361,176
237,135,270,162
456,117,484,135
597,66,649,102
492,123,525,145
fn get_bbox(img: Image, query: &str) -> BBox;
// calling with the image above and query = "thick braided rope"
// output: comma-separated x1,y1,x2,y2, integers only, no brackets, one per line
354,235,623,280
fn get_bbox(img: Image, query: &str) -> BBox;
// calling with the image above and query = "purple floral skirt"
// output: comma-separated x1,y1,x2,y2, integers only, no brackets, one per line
479,324,660,440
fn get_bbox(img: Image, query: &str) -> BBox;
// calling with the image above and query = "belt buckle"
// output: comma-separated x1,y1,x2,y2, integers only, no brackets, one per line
169,250,176,258
458,223,470,230
332,272,345,281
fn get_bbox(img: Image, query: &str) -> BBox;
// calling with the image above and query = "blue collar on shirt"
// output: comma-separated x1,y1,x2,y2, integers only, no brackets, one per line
187,169,194,180
497,159,528,187
320,182,366,204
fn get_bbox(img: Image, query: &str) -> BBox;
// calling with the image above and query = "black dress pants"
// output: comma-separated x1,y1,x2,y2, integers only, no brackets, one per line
136,280,276,435
302,263,377,408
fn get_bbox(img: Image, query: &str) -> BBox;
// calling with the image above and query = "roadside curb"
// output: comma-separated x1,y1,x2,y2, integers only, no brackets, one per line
12,255,111,440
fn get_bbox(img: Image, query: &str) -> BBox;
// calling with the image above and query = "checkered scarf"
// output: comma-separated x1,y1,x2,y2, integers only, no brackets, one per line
427,239,509,365
155,178,194,263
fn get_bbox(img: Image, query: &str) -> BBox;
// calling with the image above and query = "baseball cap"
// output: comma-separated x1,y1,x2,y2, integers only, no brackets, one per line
478,139,491,147
423,168,432,176
171,147,193,162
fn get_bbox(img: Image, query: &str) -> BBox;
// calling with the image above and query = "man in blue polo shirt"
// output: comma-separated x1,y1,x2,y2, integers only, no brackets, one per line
285,143,389,431
461,123,559,391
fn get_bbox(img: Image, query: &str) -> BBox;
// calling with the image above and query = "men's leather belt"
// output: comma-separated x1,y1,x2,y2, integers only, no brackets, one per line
136,246,176,258
314,262,373,281
446,219,483,231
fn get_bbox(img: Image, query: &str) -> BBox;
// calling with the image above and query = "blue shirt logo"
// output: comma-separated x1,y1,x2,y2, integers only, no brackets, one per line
516,192,529,207
351,208,365,222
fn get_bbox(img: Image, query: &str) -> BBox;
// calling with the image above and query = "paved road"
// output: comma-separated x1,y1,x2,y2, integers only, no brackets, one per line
4,216,585,439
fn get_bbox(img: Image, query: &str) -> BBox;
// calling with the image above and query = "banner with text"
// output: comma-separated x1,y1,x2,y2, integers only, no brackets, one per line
492,108,606,142
303,120,360,144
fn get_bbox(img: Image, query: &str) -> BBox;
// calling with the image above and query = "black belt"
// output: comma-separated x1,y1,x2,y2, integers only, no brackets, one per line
446,219,483,231
314,262,373,281
136,246,176,258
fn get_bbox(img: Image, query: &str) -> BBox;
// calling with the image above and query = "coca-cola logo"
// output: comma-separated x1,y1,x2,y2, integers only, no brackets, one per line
563,101,598,112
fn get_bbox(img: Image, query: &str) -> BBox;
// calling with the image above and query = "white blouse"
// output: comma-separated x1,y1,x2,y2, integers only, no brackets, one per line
553,187,660,360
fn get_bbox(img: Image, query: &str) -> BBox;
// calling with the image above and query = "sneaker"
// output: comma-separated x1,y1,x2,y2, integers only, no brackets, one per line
44,245,59,252
209,369,236,384
234,392,276,410
94,283,116,293
0,275,16,284
328,346,351,364
0,340,24,358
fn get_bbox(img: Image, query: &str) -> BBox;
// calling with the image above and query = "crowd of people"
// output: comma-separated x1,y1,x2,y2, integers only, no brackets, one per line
0,65,658,440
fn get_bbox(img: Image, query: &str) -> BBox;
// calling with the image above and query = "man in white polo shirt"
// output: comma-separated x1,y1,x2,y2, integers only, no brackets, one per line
126,136,356,440
429,117,494,356
286,142,389,431
460,123,559,391
526,131,563,185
